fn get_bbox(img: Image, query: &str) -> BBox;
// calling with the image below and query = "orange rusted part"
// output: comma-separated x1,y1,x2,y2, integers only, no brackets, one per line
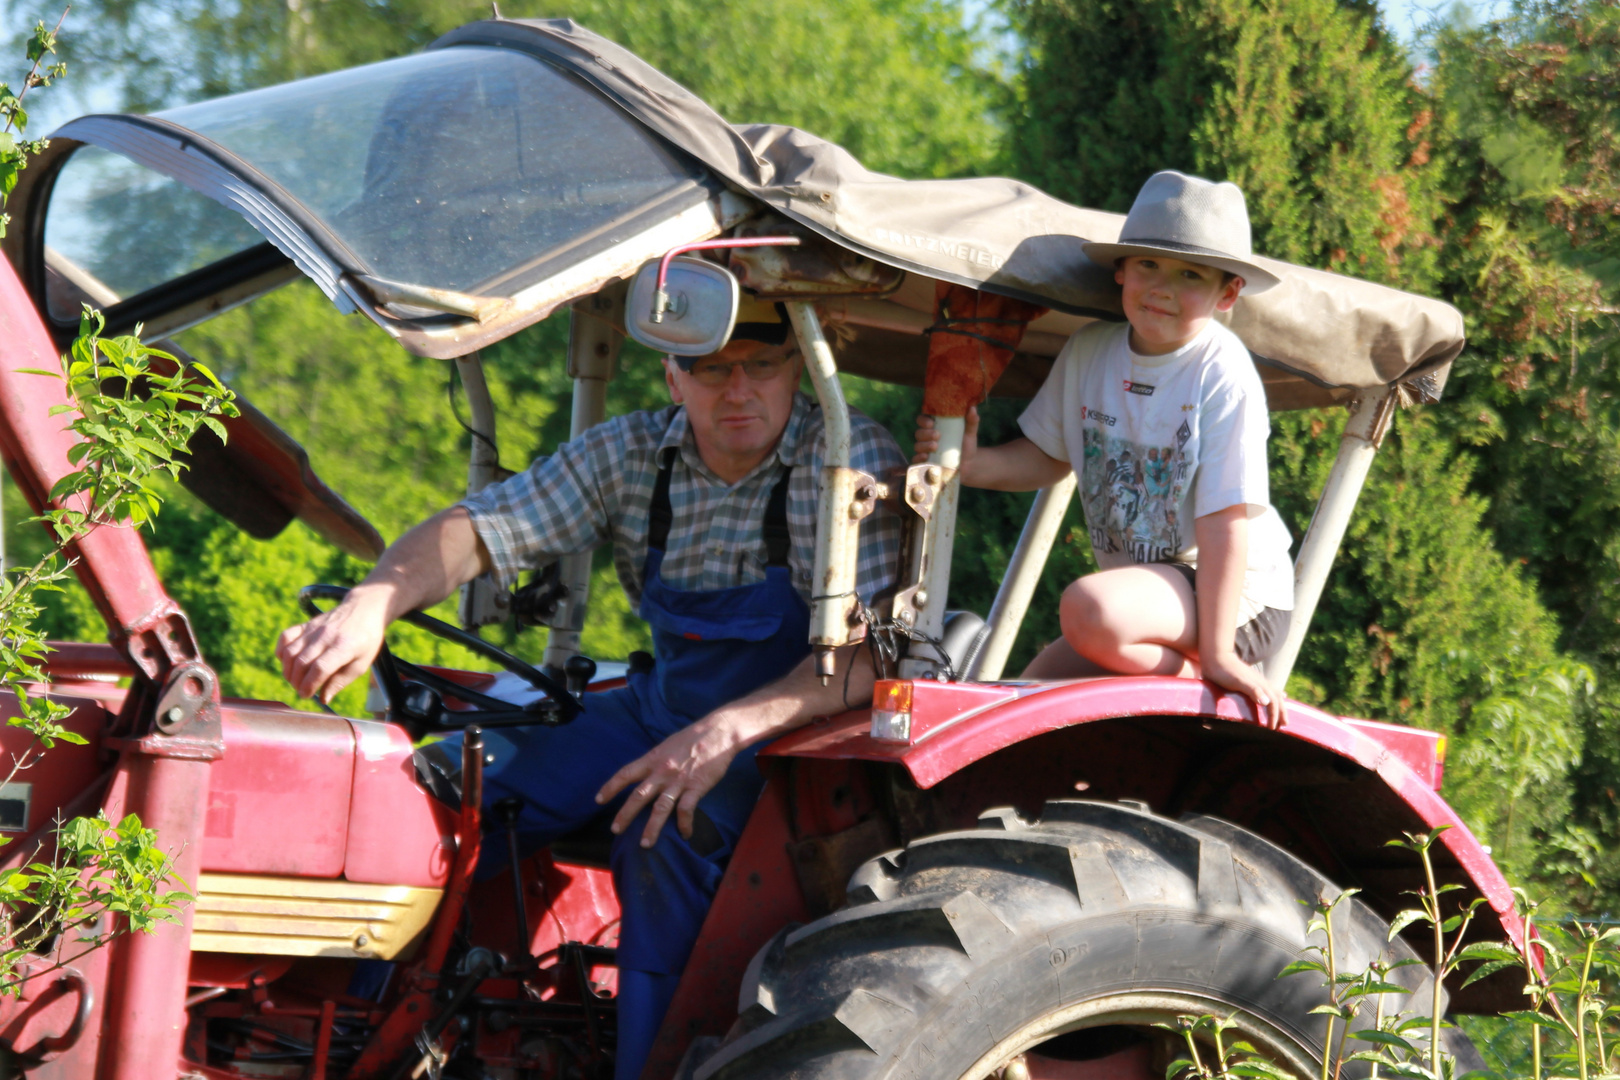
921,282,1048,417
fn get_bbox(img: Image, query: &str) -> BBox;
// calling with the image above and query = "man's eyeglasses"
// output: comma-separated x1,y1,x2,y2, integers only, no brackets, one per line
685,352,796,387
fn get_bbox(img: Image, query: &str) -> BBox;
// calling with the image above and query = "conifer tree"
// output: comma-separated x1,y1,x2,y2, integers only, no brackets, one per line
1008,0,1581,881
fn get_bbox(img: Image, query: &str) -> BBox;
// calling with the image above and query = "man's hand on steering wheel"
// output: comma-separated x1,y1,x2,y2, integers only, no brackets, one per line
597,720,739,848
277,586,391,704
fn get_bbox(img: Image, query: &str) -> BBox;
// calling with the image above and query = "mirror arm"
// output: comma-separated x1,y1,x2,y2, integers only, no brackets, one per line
650,236,800,322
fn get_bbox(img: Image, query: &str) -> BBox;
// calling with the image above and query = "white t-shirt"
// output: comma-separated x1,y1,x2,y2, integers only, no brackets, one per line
1019,320,1294,616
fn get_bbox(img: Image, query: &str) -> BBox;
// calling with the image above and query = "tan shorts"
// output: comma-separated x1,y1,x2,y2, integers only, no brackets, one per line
1163,563,1291,666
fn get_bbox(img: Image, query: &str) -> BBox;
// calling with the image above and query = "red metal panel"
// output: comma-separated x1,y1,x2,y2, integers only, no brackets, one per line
342,719,456,888
1339,715,1446,790
763,676,1521,949
533,858,621,958
0,693,108,845
201,704,355,877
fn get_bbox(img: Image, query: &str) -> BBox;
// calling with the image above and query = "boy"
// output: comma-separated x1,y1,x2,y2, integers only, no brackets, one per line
916,171,1295,726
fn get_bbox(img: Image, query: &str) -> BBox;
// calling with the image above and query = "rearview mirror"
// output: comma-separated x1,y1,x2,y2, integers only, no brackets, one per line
626,256,740,356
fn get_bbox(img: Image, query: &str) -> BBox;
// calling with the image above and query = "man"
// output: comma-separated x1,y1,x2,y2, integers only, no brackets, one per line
276,304,905,1080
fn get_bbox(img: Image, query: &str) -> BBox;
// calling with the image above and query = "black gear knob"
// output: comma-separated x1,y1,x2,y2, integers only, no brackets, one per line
564,654,597,698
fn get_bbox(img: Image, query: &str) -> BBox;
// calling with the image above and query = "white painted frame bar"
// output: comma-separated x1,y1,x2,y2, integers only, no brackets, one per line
541,305,622,674
968,473,1078,681
786,302,859,680
1263,386,1398,688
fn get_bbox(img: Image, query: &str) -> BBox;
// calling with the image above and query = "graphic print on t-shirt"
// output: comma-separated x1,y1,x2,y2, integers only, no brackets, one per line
1081,426,1188,562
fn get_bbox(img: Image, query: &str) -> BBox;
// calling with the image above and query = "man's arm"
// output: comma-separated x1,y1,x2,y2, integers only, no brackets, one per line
597,643,874,847
276,506,491,703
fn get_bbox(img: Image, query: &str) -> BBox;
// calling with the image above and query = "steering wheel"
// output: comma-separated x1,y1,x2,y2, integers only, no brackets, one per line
298,584,581,733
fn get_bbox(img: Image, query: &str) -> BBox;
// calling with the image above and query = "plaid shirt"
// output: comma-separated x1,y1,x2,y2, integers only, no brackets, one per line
461,392,906,609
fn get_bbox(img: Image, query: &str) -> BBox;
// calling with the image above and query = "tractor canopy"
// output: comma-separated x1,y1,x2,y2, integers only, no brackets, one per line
9,18,1462,420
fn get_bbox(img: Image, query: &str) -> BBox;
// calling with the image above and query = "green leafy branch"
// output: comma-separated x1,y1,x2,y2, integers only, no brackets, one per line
0,308,237,993
1158,1013,1298,1080
0,812,192,986
0,9,68,239
1459,896,1620,1080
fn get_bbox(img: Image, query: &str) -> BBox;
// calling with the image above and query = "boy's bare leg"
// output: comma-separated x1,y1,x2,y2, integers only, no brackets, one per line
1036,565,1199,677
1021,639,1112,678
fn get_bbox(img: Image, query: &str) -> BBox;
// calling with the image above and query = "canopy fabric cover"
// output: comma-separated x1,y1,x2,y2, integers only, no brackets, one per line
437,18,1464,402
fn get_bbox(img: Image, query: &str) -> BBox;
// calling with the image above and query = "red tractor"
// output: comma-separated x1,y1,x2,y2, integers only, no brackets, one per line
0,17,1515,1080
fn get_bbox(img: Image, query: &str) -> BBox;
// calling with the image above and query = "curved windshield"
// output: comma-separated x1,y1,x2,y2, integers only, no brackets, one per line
153,46,707,295
44,144,266,317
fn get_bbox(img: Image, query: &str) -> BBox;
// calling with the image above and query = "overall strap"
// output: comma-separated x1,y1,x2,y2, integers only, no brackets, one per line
647,456,794,565
648,457,675,552
763,467,794,568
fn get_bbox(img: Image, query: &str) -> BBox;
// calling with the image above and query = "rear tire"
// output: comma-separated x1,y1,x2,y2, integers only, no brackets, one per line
696,800,1474,1080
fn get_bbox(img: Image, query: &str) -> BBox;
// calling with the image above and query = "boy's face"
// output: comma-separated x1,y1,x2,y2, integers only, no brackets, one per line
1116,255,1243,355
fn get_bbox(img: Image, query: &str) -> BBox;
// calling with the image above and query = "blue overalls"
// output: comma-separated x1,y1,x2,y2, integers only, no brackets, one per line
452,457,810,1080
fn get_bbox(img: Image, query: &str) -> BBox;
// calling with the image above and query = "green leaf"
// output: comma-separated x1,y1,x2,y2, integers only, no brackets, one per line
1460,959,1517,988
1351,1029,1418,1052
1456,942,1520,962
1276,960,1327,979
1388,908,1429,939
1344,980,1413,997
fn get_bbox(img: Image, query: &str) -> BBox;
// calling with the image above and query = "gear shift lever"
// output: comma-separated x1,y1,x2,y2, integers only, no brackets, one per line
564,655,597,699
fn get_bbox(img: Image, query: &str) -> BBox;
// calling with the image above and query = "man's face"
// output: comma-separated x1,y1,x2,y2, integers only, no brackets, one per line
665,338,803,475
1116,255,1243,355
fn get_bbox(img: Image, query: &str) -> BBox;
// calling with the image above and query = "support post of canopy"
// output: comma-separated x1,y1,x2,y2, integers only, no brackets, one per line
1263,385,1398,690
968,472,1078,681
786,301,865,684
456,351,506,629
898,419,965,679
541,300,622,675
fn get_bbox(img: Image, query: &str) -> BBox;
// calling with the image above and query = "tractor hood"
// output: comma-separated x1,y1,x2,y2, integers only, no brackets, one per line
7,17,1462,410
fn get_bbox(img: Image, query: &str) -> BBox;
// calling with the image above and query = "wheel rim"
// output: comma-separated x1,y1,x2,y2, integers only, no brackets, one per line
962,990,1322,1080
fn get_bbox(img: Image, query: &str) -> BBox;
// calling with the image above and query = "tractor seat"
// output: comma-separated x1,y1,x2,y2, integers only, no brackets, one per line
939,610,990,677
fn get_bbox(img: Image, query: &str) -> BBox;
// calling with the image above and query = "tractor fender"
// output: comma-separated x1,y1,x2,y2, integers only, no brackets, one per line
761,676,1519,949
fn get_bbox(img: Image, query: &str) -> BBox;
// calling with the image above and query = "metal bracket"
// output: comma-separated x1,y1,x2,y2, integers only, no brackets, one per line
813,465,880,643
153,660,218,735
889,464,956,627
850,475,888,522
902,463,951,521
105,659,223,760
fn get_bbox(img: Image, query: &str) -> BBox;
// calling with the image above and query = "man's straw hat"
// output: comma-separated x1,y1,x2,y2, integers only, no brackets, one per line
1082,171,1280,295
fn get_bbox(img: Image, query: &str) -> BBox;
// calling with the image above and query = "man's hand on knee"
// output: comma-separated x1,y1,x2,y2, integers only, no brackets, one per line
275,587,391,704
596,720,739,849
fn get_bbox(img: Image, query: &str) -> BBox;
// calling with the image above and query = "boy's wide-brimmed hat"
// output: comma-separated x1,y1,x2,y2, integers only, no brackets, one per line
1082,171,1280,295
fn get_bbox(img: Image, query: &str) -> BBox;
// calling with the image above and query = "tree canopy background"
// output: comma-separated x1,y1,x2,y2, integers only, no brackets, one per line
5,0,1620,907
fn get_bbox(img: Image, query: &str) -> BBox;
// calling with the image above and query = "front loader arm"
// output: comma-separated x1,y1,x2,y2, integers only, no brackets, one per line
0,250,220,1079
